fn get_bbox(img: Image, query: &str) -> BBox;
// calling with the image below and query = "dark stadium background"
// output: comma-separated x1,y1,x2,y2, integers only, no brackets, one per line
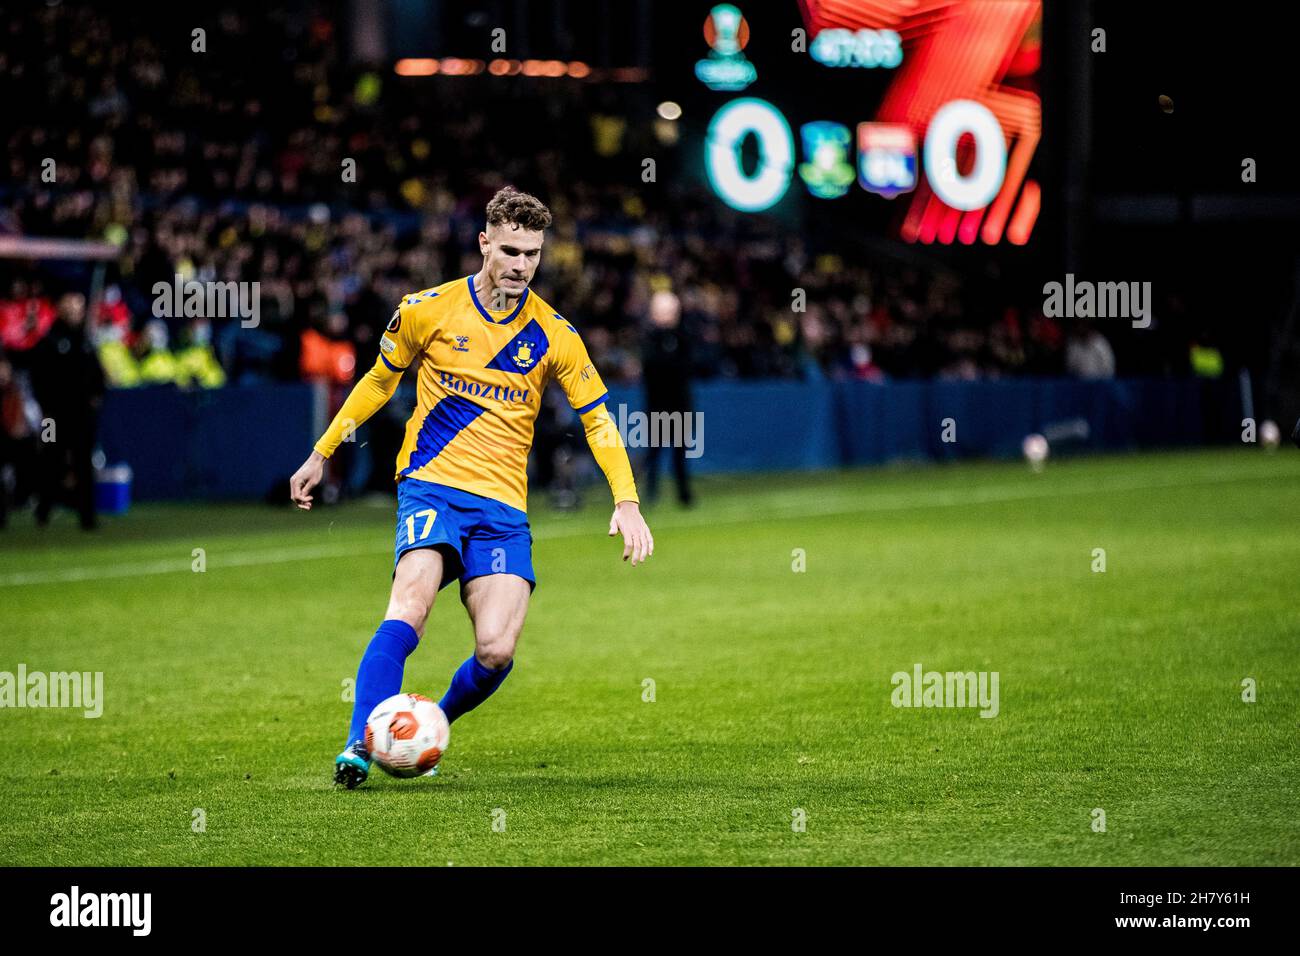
2,0,1295,512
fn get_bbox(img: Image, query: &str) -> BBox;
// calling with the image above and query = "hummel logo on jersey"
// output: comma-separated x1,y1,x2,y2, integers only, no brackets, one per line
453,335,471,352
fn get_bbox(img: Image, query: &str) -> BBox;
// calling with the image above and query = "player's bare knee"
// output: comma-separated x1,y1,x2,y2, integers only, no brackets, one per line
474,627,516,670
476,646,514,670
386,589,433,639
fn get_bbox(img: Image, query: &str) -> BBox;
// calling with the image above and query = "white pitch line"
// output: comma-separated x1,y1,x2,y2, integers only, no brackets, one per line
0,466,1290,588
0,542,374,587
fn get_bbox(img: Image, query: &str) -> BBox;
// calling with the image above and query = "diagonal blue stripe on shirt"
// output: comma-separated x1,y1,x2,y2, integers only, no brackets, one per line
401,393,489,475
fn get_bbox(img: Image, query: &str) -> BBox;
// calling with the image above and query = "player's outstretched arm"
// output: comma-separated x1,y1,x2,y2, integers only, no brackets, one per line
290,357,403,510
580,403,654,565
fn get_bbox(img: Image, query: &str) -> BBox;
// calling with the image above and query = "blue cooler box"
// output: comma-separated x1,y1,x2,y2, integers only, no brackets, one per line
94,464,133,515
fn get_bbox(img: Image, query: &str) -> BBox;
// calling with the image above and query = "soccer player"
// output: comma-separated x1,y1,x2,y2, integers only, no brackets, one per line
289,187,654,788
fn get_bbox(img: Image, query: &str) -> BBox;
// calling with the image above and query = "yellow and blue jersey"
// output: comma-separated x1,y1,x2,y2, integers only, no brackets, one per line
374,276,609,513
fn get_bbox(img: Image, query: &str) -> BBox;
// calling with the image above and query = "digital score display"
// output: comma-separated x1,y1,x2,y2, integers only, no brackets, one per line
700,0,1042,245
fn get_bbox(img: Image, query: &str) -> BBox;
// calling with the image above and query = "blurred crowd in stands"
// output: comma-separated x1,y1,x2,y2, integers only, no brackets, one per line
1,1,1210,404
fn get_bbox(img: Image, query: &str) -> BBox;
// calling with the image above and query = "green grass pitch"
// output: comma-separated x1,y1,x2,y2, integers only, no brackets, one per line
1,449,1296,866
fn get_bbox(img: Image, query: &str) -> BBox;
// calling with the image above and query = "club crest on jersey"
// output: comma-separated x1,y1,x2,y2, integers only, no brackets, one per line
512,341,537,370
484,318,551,375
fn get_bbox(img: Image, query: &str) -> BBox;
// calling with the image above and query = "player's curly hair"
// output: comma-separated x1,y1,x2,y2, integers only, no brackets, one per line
485,186,552,232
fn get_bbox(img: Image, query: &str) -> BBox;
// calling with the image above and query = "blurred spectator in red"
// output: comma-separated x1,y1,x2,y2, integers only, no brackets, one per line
0,349,39,529
845,326,886,383
0,279,56,352
94,284,131,333
300,312,357,385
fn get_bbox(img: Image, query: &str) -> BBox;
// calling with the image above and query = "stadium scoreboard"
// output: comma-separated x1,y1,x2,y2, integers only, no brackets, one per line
693,1,1043,246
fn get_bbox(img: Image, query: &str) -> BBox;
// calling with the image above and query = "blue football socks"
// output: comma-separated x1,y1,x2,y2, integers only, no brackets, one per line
438,654,514,723
346,619,420,748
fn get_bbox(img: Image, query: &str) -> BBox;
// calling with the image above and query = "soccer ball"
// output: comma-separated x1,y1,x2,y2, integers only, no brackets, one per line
1260,419,1281,451
364,693,450,778
1022,433,1050,470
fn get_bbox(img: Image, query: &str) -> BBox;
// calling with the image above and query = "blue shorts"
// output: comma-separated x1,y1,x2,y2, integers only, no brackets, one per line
393,479,535,592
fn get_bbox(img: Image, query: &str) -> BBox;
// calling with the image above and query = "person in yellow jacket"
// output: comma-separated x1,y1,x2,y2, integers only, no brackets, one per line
175,320,227,389
95,324,141,388
136,320,181,385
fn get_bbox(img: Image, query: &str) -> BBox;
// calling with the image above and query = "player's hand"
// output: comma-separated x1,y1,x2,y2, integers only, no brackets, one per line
289,451,326,511
608,500,654,566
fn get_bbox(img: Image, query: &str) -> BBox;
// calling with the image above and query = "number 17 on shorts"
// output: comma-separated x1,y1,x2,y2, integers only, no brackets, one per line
405,508,437,545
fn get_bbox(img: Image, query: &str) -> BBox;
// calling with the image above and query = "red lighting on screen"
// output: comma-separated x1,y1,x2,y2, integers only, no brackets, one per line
799,0,1042,246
